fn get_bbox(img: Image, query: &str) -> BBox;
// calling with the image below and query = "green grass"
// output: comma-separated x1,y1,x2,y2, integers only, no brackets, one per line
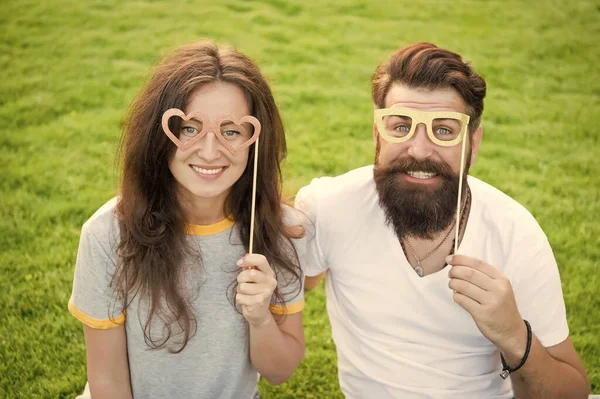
1,0,599,397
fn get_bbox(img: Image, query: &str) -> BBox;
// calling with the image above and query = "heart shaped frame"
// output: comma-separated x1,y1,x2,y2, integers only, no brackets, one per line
161,108,261,155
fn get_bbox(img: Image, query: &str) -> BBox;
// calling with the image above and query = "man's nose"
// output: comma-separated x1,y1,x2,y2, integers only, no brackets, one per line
406,123,434,161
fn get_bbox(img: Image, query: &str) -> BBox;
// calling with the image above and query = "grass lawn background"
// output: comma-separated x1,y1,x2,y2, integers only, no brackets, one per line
1,0,598,397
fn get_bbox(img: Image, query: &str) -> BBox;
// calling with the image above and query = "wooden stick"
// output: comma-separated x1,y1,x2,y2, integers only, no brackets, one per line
454,134,468,254
248,137,259,254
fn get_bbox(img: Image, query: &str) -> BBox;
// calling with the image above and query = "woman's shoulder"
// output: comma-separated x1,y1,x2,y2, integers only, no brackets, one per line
81,197,120,246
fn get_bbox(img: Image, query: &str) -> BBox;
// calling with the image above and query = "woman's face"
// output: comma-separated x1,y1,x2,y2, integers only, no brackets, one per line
168,82,252,211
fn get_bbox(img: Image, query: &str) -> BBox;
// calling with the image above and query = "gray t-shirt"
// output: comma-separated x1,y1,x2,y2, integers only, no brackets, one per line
69,198,304,399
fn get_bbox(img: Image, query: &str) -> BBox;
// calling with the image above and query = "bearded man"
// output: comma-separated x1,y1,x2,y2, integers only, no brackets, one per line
296,43,589,398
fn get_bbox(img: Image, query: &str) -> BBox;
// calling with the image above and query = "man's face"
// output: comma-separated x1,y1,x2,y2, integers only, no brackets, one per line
373,83,482,240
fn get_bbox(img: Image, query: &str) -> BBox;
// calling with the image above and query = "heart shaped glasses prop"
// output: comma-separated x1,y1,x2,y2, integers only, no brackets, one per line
161,108,261,155
161,108,262,254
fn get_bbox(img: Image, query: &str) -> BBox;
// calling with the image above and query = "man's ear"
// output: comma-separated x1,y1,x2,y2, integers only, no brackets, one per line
469,125,483,166
373,122,379,146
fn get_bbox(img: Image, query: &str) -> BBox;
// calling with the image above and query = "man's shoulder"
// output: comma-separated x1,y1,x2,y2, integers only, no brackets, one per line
469,176,545,237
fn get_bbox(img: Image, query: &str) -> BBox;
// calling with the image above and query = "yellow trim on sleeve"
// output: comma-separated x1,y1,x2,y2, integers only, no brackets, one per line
68,298,125,329
185,217,235,236
269,299,304,315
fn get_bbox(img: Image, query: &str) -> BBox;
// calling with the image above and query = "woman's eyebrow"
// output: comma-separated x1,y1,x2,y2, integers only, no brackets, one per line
221,121,251,131
182,117,203,125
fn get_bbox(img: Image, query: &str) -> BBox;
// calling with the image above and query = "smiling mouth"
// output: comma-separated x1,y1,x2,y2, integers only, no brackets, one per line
190,165,225,175
406,170,439,179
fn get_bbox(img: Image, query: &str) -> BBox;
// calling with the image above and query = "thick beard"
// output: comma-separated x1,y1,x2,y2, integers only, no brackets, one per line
373,141,470,241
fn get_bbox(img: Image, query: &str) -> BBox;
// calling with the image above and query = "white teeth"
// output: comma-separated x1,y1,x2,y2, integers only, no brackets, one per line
407,170,437,179
192,166,223,175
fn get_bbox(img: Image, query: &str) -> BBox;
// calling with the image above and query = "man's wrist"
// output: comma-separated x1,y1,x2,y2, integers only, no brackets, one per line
498,319,528,368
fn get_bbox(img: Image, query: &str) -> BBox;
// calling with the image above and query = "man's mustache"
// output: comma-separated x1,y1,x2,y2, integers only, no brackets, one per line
381,157,455,179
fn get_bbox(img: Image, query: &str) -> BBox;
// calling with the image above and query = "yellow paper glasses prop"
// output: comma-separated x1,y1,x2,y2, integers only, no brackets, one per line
374,107,471,255
374,107,470,147
162,108,262,253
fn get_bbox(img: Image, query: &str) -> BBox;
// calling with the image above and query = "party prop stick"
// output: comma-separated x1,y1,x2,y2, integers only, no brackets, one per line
450,131,468,303
454,132,468,255
248,137,259,254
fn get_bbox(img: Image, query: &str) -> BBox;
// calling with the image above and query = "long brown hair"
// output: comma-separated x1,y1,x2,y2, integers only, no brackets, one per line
113,41,303,353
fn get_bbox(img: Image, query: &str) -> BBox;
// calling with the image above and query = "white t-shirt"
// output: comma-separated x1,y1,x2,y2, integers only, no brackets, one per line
295,165,569,399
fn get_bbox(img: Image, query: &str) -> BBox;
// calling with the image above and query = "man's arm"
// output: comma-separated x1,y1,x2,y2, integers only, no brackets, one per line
505,334,589,398
304,272,325,292
447,254,589,398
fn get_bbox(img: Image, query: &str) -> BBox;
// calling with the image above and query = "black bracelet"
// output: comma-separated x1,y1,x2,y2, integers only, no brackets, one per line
499,319,532,379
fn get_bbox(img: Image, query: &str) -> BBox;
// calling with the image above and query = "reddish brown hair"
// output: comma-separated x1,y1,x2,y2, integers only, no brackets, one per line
113,41,302,353
372,42,487,134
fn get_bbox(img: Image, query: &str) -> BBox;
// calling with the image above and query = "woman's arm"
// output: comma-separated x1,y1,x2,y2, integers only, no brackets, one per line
83,324,133,399
249,312,305,385
236,254,306,385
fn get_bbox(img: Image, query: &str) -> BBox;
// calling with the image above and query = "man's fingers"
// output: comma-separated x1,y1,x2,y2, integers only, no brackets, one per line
449,278,489,304
446,255,499,279
448,266,495,291
453,291,480,314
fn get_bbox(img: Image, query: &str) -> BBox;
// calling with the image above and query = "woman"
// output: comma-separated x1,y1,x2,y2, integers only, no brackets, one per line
69,41,305,399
